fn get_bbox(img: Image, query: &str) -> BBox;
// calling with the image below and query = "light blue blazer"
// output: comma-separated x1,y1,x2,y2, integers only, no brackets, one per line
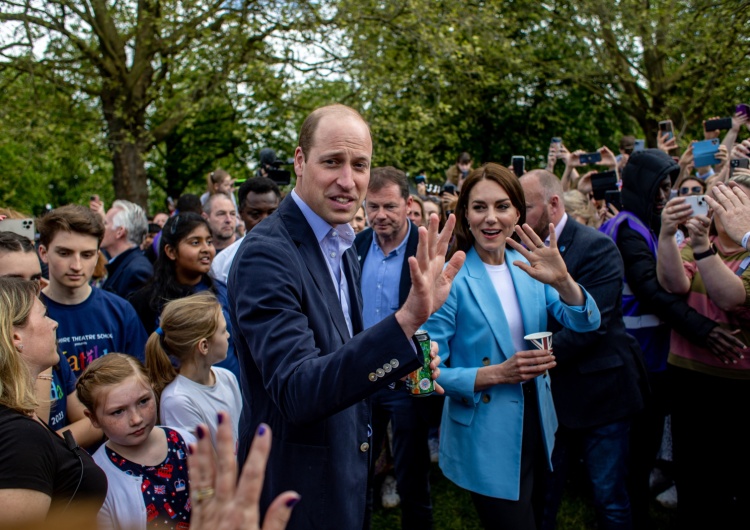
423,247,600,500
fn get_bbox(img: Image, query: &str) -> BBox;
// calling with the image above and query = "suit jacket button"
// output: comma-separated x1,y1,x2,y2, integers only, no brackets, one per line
360,442,370,452
461,397,469,404
368,373,377,382
390,359,399,368
376,368,385,377
383,364,392,373
482,394,491,403
482,357,490,366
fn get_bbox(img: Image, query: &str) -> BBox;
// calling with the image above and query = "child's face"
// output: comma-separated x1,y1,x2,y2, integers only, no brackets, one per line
39,231,99,290
168,225,215,279
207,311,230,363
89,375,157,448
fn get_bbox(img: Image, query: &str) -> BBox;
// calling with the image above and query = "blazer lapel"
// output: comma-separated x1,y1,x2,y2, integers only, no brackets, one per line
280,197,352,342
464,250,517,361
506,248,545,341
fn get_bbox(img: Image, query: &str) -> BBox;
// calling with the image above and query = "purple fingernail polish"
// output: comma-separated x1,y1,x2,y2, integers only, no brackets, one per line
286,496,300,508
217,413,224,425
187,444,194,455
196,425,205,439
258,424,267,436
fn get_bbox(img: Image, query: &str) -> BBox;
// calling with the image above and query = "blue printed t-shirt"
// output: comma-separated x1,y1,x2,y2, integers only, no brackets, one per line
42,288,148,377
47,353,77,430
108,428,191,529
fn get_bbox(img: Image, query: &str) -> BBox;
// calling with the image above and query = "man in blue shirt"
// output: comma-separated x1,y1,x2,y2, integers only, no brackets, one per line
355,167,435,529
37,204,148,377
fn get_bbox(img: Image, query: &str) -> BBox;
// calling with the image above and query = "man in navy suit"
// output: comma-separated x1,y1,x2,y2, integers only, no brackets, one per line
520,170,646,530
227,104,465,530
100,199,153,299
355,166,435,529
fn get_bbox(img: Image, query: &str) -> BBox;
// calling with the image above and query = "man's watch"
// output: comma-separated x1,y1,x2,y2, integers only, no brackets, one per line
694,244,716,261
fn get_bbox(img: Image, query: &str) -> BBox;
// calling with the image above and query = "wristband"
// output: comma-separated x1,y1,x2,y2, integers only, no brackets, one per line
694,244,716,261
742,231,750,250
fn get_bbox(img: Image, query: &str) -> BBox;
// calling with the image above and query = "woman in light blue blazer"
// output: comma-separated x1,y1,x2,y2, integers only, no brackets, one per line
424,164,600,529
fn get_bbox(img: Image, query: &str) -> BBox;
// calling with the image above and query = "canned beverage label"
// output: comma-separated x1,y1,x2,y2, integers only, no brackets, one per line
406,329,434,396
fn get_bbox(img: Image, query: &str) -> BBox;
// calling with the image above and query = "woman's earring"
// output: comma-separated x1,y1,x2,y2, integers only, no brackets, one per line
17,344,24,352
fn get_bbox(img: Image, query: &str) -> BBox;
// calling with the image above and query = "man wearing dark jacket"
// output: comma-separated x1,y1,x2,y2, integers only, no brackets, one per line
522,170,645,530
603,149,744,528
101,199,153,299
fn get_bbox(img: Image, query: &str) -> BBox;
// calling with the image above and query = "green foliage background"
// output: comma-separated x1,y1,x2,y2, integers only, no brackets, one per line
1,0,748,214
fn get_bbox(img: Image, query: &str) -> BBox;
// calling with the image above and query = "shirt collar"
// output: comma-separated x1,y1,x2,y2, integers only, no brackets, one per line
371,221,412,257
291,189,356,245
545,212,568,246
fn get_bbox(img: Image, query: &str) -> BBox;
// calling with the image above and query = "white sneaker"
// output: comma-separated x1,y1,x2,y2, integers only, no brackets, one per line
656,484,678,509
381,475,400,508
428,437,439,464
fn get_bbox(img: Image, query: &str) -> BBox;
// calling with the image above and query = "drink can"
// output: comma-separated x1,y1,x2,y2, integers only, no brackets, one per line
406,329,434,396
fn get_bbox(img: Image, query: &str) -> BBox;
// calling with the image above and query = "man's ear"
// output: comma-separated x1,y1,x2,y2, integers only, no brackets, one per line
164,244,177,261
293,146,305,179
201,212,209,221
38,244,49,264
84,409,101,429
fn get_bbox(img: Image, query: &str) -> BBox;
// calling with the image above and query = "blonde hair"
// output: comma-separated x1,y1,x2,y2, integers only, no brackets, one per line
205,168,231,194
145,292,223,398
564,190,599,228
0,277,42,414
75,353,152,415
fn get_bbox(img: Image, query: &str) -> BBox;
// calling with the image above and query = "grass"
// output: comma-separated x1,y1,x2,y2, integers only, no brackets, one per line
371,463,679,529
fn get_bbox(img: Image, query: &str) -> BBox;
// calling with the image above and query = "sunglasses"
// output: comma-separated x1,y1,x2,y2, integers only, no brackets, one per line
680,186,703,195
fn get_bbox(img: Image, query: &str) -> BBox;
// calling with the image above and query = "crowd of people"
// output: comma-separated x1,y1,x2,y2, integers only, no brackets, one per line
1,102,749,530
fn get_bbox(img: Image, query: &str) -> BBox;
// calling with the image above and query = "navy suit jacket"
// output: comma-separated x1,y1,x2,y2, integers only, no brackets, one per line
548,217,647,429
354,222,419,307
228,195,421,530
102,247,153,300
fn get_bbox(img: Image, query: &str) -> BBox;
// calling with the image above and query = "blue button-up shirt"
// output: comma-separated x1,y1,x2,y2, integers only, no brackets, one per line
291,190,355,337
361,223,411,330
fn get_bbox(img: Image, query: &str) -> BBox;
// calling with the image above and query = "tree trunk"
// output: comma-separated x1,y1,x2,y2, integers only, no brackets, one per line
111,140,149,208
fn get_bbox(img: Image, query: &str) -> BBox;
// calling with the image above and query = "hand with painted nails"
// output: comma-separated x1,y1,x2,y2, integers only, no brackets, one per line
188,414,299,530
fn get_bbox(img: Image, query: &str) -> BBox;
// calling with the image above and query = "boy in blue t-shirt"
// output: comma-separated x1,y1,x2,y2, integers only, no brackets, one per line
37,204,148,377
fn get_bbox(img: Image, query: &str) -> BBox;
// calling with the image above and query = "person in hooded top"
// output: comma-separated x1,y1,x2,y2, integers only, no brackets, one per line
601,148,745,528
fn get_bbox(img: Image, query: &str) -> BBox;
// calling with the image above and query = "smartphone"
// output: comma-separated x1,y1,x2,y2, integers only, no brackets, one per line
511,156,525,177
736,104,749,117
0,218,35,241
683,195,709,218
441,183,457,195
591,170,618,200
415,174,426,184
704,117,733,132
658,120,674,141
579,152,602,165
634,139,645,152
730,158,750,178
693,138,721,167
604,190,622,211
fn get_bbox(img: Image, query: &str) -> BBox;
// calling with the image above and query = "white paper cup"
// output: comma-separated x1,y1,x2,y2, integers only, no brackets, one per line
524,331,553,351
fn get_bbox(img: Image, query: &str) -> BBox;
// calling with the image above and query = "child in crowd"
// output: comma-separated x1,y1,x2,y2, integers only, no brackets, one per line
145,292,241,449
76,354,195,530
128,212,239,381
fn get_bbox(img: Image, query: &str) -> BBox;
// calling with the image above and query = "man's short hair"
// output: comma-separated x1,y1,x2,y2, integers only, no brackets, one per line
111,200,148,247
525,169,564,203
0,231,35,254
37,204,104,247
369,167,410,201
457,152,472,165
238,177,281,208
298,104,370,160
202,192,235,215
175,194,203,215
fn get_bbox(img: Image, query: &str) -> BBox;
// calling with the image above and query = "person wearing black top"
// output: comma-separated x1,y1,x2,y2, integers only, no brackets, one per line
0,277,106,526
